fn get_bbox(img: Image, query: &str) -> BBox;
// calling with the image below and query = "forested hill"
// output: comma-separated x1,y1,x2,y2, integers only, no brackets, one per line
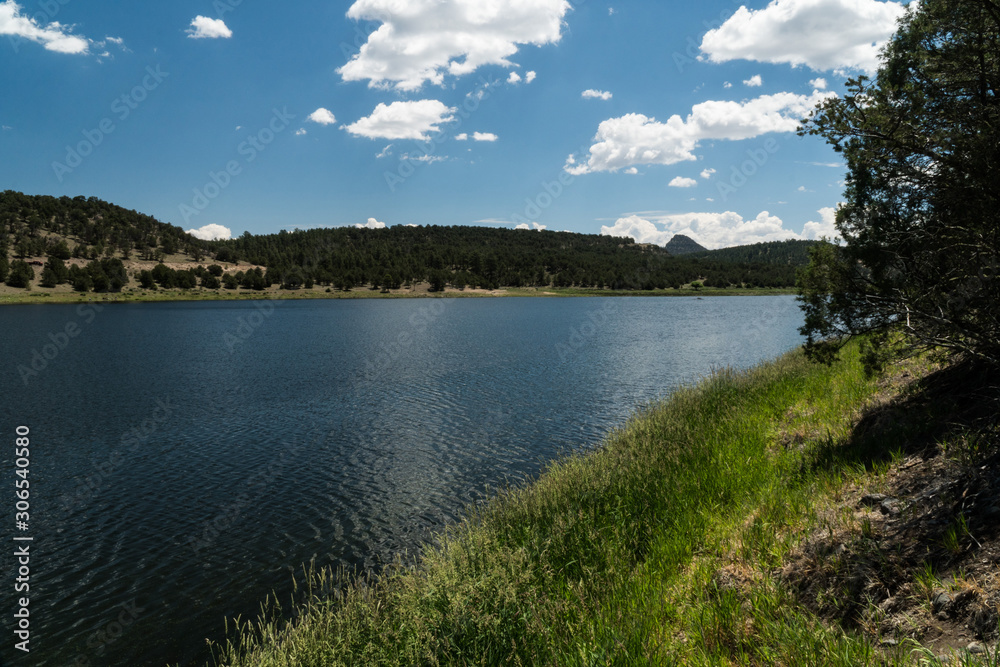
691,239,816,266
664,234,708,255
1,191,809,292
0,190,210,259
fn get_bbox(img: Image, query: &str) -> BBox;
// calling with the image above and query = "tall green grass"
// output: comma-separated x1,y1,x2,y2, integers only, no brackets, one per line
211,342,926,666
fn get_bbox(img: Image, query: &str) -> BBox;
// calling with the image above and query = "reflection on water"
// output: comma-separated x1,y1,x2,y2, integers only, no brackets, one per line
0,296,803,666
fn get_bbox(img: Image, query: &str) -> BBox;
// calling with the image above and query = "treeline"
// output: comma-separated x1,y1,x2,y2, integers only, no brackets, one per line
689,239,816,266
217,226,804,290
1,191,811,292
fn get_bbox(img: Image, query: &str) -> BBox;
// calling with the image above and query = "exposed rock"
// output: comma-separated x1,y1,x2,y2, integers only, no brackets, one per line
932,590,953,613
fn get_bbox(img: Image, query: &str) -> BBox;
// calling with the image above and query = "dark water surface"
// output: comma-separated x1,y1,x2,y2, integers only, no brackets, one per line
0,296,803,666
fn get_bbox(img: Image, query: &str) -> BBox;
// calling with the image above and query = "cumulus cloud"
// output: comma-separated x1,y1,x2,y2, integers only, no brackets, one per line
669,176,698,188
356,217,387,229
700,0,906,74
186,223,232,241
600,215,674,245
700,168,716,179
508,71,522,84
186,16,232,39
801,206,840,240
624,167,638,175
566,89,834,175
582,89,613,100
515,222,531,230
744,74,763,87
455,133,468,140
525,70,536,83
295,128,307,136
307,108,337,125
602,210,805,249
343,100,455,140
809,77,828,89
0,0,91,53
338,0,570,91
472,131,498,142
376,144,393,158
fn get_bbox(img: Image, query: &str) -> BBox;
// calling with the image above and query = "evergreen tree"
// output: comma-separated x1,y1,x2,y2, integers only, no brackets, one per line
799,0,1000,369
6,259,34,288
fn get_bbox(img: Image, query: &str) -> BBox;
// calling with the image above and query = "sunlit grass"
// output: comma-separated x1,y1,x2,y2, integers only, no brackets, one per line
208,341,990,666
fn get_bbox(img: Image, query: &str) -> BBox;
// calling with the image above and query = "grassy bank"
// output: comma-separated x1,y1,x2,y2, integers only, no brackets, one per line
210,342,998,666
0,284,796,306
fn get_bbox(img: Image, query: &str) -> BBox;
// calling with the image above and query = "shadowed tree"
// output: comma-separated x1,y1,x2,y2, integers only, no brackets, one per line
798,0,1000,371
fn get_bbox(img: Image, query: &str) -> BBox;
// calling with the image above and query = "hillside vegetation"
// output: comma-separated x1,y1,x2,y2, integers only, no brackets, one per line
0,191,811,296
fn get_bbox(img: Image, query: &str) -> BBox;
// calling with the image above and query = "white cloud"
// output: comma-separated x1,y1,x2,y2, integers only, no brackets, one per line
582,89,613,100
669,176,698,188
608,7,616,15
307,108,337,125
295,128,307,136
743,74,763,87
186,223,232,241
472,131,498,142
525,70,536,83
801,206,840,240
508,71,522,84
602,210,804,249
515,222,531,230
356,217,387,229
455,133,468,141
343,100,456,140
700,0,906,74
0,0,91,53
809,77,828,89
338,0,570,91
566,90,834,175
186,16,232,39
624,167,638,175
600,215,673,245
723,81,733,88
401,152,446,163
532,222,546,230
376,144,393,158
700,168,716,179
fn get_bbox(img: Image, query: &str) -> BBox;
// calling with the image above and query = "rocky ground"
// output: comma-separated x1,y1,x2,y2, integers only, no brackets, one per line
781,359,1000,662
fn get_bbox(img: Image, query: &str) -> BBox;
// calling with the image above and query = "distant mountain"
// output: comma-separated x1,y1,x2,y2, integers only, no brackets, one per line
665,234,708,255
692,239,818,266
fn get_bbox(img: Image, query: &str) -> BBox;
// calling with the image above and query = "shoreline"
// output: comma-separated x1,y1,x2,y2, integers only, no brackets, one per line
211,342,1000,665
0,285,797,306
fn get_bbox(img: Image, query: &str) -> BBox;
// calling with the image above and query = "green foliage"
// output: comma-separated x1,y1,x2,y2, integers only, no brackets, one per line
0,252,8,283
5,259,34,288
43,256,69,285
212,343,892,666
0,191,211,260
799,0,1000,370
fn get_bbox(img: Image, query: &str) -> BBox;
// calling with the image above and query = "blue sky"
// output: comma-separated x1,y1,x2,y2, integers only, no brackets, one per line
0,0,909,248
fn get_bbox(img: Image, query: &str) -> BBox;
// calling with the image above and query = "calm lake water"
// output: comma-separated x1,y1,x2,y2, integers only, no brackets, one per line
0,296,803,666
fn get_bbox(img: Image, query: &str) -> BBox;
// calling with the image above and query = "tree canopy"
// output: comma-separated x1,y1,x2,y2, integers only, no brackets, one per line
798,0,1000,370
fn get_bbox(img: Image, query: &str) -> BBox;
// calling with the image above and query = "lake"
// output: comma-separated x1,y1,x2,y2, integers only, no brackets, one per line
0,295,803,666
